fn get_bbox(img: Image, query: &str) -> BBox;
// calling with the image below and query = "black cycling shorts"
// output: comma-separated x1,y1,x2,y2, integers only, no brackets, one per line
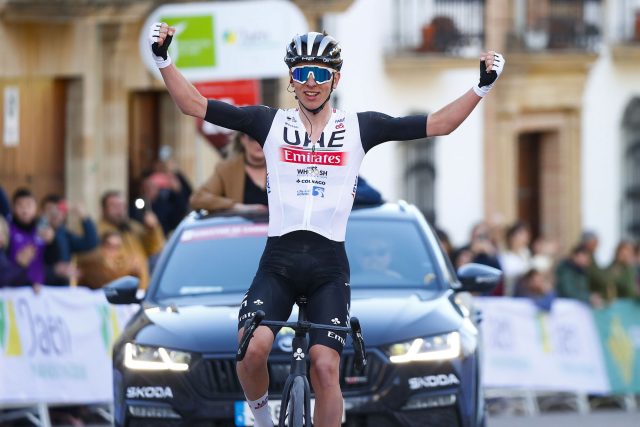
237,230,351,354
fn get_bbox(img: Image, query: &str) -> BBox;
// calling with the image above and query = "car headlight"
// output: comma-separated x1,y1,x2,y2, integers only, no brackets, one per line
124,343,191,371
387,332,460,363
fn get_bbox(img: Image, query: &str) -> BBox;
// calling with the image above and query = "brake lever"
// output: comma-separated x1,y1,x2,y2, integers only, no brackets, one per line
236,310,265,361
349,317,367,373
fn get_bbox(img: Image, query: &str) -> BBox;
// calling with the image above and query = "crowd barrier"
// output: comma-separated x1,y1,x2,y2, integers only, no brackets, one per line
0,286,136,426
0,288,638,424
475,297,640,395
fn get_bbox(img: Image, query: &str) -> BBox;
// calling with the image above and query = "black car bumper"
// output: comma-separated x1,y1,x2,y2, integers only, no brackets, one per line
114,349,480,427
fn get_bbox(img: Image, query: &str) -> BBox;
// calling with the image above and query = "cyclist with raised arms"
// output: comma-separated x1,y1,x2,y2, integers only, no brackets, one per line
149,23,504,427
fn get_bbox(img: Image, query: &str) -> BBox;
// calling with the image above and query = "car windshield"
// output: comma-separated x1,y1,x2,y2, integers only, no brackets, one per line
154,219,441,298
345,219,439,288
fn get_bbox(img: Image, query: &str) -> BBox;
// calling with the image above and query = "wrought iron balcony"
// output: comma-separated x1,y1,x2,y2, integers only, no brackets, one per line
613,0,640,44
389,0,486,57
507,0,603,52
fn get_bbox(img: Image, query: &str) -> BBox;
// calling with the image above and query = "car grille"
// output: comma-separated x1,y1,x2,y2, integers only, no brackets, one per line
191,351,387,399
340,350,387,393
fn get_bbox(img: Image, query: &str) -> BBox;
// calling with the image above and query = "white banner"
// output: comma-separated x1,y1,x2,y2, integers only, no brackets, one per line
0,287,136,404
140,0,308,82
476,297,610,393
3,86,19,147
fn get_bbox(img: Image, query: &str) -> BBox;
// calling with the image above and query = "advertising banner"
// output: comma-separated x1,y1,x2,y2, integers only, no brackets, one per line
0,287,136,404
194,79,261,150
140,0,308,82
476,297,610,393
592,299,640,393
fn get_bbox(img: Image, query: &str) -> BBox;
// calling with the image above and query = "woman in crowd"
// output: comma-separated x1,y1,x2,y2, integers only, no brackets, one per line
190,132,268,213
498,221,532,296
606,240,639,299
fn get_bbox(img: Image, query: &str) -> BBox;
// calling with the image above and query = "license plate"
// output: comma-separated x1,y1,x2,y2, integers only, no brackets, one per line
234,398,345,426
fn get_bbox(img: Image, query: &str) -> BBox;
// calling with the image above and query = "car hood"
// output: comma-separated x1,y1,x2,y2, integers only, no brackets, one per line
130,289,463,353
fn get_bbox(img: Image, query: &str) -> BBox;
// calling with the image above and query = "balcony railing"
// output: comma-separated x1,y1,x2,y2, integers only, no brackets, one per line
508,0,603,52
390,0,485,57
615,0,640,44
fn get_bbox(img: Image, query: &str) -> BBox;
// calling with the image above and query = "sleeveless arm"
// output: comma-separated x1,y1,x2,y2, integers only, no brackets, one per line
357,112,427,152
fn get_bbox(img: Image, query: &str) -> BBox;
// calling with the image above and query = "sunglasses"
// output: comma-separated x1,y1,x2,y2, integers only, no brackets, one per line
291,66,335,85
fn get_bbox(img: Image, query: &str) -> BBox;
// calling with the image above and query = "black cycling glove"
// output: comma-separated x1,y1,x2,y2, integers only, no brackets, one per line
473,52,505,97
149,23,173,68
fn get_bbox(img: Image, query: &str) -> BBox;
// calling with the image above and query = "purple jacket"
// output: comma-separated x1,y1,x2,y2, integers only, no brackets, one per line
0,250,31,286
7,221,46,284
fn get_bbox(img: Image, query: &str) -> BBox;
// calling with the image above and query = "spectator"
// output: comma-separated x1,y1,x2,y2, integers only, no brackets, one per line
530,236,558,274
190,132,268,213
486,212,507,252
451,246,474,270
79,231,143,289
0,185,9,218
455,221,503,294
154,144,193,206
131,170,189,236
6,188,56,285
580,230,610,303
515,268,555,311
435,227,454,261
353,176,383,206
555,244,601,307
606,240,639,299
0,216,31,287
41,195,98,285
498,221,532,296
464,221,502,270
97,190,164,289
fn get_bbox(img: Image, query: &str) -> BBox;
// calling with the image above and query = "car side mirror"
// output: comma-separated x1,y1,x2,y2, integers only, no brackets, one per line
455,263,502,294
103,276,142,304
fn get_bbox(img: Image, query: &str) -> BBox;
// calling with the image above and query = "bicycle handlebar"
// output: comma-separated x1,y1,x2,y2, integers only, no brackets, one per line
236,311,368,373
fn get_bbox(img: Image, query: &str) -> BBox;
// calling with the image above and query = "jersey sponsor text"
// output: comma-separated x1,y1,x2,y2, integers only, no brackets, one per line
281,147,347,166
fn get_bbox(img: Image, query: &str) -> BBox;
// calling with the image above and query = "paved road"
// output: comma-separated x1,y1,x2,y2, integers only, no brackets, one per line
43,411,640,427
75,413,639,427
488,411,639,427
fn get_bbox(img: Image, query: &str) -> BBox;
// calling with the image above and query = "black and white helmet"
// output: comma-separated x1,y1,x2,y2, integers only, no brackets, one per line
284,32,343,71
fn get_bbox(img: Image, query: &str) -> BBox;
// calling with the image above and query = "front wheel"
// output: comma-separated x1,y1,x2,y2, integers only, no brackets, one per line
286,376,305,427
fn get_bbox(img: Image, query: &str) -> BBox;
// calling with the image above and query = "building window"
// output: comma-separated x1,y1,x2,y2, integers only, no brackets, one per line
622,97,640,238
403,137,436,223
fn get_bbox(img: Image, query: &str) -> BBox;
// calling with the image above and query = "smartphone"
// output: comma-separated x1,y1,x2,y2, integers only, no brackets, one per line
37,217,49,231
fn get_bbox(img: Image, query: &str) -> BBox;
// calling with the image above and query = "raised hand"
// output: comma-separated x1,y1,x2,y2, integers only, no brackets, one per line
149,22,176,68
474,51,505,97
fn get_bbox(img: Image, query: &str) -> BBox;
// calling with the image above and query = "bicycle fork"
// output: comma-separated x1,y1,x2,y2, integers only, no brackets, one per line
279,334,312,426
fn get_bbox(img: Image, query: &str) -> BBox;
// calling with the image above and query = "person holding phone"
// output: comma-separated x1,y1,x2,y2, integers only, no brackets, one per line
7,188,56,285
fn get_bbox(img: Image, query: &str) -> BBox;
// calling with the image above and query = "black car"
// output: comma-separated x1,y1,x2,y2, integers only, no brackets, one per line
105,202,500,427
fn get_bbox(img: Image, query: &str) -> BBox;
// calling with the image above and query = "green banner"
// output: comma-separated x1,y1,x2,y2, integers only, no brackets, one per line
160,15,216,68
593,299,640,393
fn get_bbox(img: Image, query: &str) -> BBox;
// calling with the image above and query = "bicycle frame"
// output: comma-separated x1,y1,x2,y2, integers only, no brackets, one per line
237,297,366,427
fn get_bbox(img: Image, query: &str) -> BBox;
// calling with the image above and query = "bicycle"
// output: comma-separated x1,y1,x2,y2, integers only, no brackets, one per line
237,296,367,427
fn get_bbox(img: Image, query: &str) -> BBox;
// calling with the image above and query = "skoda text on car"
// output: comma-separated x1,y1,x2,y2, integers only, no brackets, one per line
105,202,500,427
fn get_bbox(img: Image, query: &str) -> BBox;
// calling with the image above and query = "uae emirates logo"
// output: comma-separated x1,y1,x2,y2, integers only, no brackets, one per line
280,146,347,166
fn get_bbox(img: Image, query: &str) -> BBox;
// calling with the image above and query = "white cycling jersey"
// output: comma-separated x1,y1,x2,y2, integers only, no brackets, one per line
203,101,427,241
263,108,363,240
